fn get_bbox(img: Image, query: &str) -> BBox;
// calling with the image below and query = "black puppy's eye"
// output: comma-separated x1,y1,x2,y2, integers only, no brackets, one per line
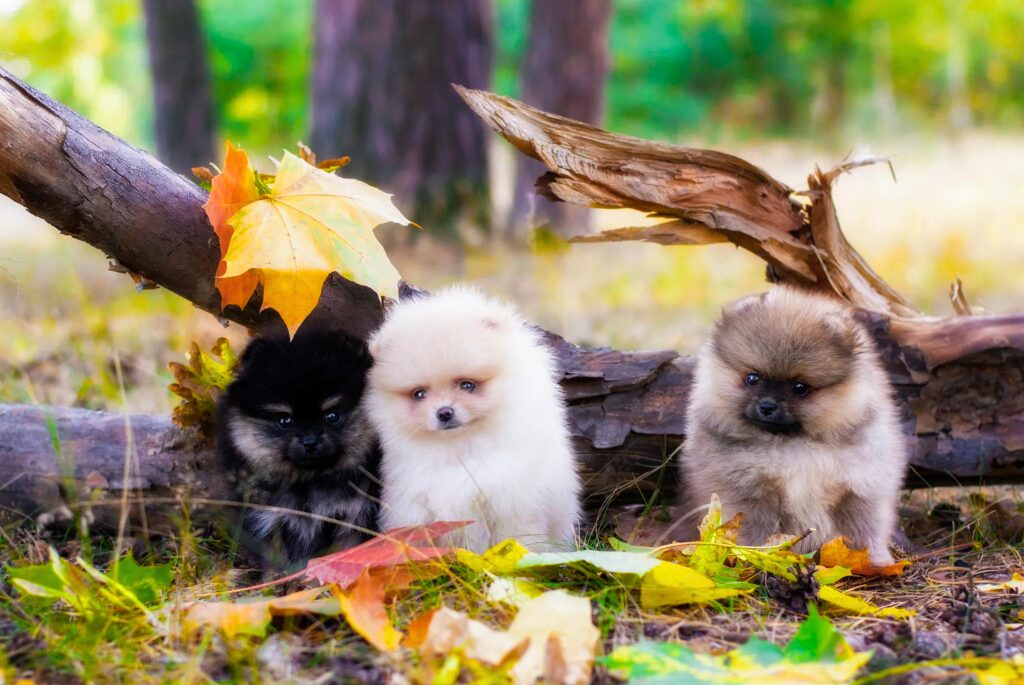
412,388,427,400
277,415,293,429
459,380,476,392
744,373,760,387
324,410,342,425
792,381,809,397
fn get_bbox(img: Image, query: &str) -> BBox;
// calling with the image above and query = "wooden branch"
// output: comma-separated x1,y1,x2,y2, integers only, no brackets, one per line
1,72,1022,528
0,67,384,341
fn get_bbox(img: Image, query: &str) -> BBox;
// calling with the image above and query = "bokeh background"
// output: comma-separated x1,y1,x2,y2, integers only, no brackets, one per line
1,0,1023,413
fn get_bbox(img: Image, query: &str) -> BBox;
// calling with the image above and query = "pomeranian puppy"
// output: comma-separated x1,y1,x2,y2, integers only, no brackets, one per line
217,331,381,565
680,286,907,563
365,286,581,552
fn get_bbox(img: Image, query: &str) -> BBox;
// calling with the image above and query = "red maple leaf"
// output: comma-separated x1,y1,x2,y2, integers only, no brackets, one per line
302,520,472,588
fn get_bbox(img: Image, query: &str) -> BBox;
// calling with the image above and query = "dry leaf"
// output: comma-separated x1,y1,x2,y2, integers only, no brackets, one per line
182,587,339,639
209,148,411,334
505,590,600,685
977,573,1024,594
418,590,599,685
333,569,402,651
818,537,909,576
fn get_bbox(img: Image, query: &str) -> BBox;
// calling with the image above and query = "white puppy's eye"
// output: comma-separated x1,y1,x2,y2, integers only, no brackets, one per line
459,380,476,393
412,388,427,400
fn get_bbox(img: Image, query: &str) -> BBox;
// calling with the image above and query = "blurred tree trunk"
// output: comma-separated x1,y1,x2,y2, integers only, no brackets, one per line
141,0,217,175
812,0,854,137
946,0,972,133
508,0,612,242
309,0,493,238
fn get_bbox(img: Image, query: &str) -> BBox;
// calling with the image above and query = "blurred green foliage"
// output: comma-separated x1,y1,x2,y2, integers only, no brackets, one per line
2,0,1022,155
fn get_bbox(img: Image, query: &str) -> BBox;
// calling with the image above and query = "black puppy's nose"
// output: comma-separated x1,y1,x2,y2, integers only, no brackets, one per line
436,406,455,423
301,434,319,451
757,400,778,417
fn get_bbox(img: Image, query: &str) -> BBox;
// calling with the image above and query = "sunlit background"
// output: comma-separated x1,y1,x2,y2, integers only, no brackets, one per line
1,0,1023,413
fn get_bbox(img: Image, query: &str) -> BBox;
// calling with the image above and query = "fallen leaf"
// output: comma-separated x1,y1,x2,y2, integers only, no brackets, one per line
182,587,340,639
421,606,528,666
506,590,600,685
403,608,437,650
302,521,470,588
977,573,1024,594
818,585,915,619
418,591,599,685
813,565,853,586
333,570,402,651
819,537,909,576
640,561,750,609
458,538,530,574
486,576,544,607
516,548,662,577
209,148,412,333
605,605,872,684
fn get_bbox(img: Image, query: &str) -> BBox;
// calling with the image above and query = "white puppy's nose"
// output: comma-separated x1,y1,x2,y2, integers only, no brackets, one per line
436,406,455,423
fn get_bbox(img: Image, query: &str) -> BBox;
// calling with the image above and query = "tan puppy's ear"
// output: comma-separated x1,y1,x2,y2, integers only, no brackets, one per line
721,292,766,319
822,309,859,349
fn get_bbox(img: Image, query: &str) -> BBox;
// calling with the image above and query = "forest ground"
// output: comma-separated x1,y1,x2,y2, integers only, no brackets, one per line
1,134,1023,682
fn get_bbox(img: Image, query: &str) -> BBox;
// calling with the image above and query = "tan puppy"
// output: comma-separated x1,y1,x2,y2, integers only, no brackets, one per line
365,286,581,552
680,286,907,563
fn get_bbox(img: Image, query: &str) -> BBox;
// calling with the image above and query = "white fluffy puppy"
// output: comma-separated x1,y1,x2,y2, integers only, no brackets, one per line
365,286,581,552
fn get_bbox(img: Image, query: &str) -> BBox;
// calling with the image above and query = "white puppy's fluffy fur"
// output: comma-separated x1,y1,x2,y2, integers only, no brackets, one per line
365,286,581,552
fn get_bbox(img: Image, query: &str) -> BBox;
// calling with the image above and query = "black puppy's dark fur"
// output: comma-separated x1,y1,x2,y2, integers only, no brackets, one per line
217,331,381,565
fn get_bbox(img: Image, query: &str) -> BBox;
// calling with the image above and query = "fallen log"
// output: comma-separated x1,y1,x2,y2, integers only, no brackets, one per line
1,69,1023,530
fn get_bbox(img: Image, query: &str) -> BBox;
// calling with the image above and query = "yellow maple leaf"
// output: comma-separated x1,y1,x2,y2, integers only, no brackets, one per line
209,147,411,334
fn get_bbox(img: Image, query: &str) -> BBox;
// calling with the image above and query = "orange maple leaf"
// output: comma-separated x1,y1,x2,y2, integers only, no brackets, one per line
819,537,909,576
204,142,261,309
334,566,440,652
204,145,411,333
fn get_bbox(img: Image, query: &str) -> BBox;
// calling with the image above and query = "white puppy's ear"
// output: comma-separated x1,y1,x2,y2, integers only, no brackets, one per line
368,334,385,359
482,317,504,331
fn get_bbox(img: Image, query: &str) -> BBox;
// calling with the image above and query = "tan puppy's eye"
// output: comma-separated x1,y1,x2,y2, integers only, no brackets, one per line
792,381,810,397
744,372,760,387
412,388,427,401
459,380,477,393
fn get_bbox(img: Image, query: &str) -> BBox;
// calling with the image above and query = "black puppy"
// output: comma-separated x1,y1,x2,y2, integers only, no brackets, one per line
217,330,380,565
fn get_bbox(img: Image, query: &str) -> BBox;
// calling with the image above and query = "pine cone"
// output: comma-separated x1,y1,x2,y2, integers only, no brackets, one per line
764,565,820,613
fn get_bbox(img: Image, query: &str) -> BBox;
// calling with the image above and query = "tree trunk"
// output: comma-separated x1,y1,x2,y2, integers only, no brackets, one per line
508,0,612,241
141,0,217,175
1,69,1023,529
309,0,493,236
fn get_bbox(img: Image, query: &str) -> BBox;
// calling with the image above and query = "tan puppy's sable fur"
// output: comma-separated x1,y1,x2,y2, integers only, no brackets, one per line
680,286,907,563
366,286,581,553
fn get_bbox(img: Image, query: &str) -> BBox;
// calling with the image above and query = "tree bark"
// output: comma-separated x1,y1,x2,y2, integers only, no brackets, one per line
309,0,493,236
141,0,217,175
508,0,612,241
1,70,1022,528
